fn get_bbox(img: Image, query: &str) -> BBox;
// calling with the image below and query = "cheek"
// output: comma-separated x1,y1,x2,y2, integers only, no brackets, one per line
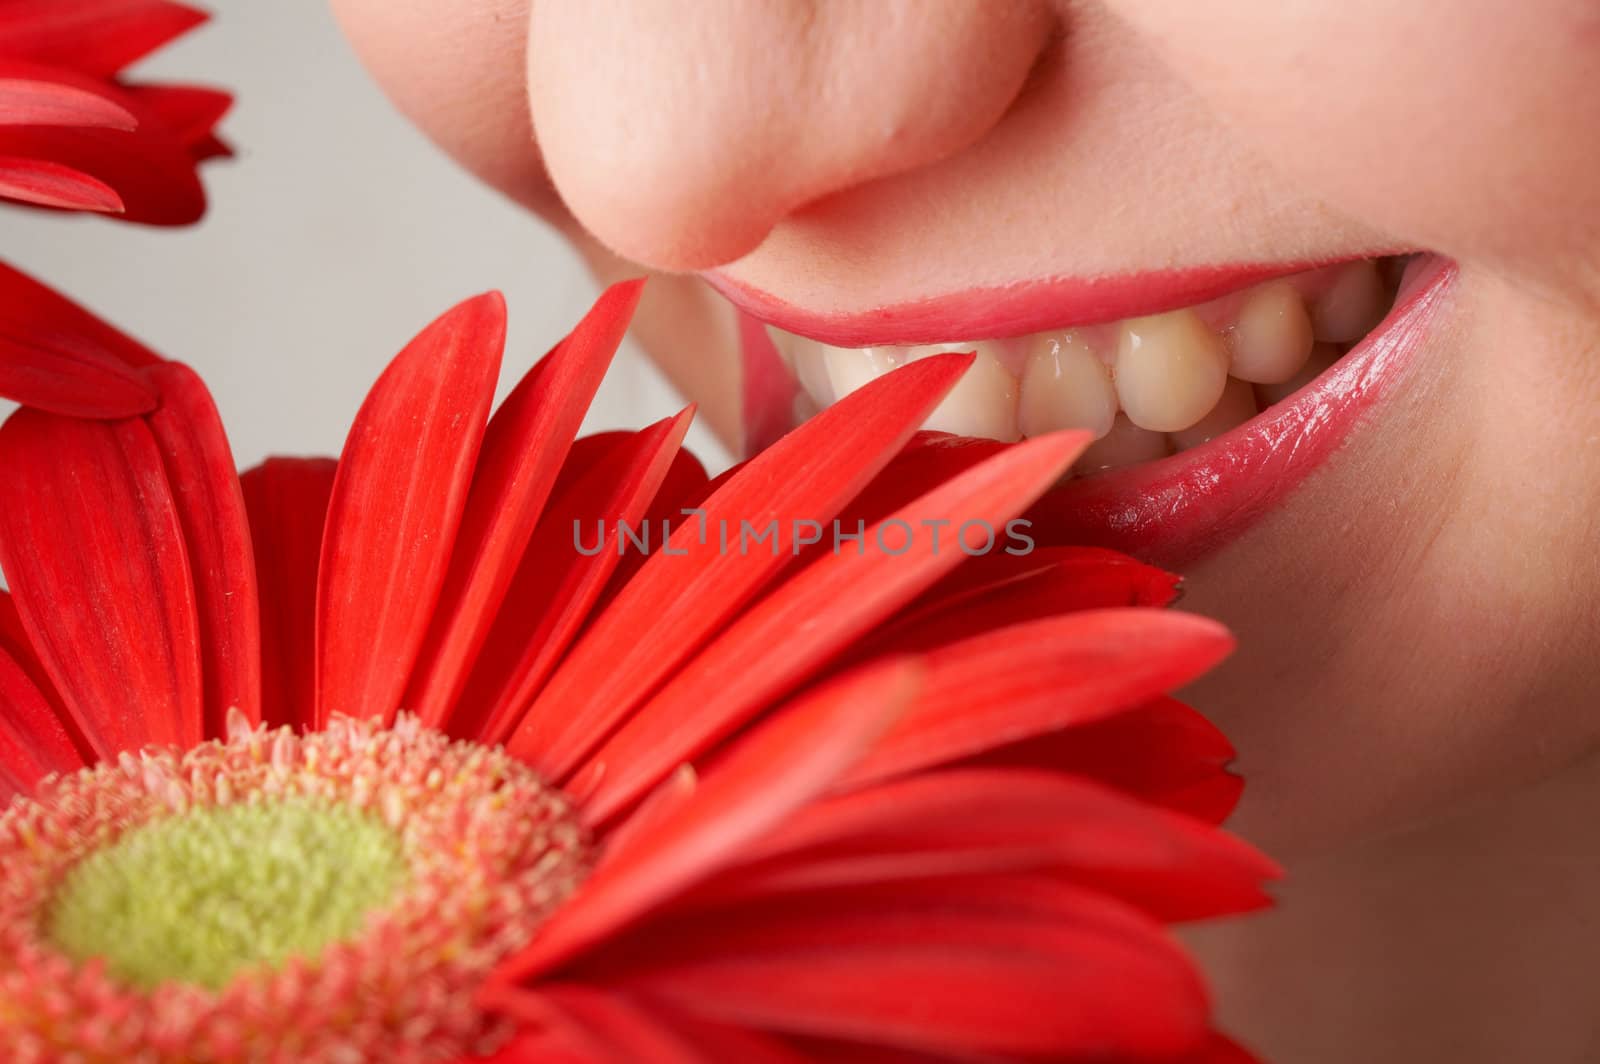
1100,0,1600,295
1174,268,1600,855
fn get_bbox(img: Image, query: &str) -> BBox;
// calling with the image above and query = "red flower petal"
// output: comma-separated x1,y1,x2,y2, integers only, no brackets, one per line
774,1038,957,1063
491,660,920,983
240,457,335,732
738,309,798,458
916,541,1177,601
119,83,229,144
498,986,702,1064
0,257,162,365
0,316,163,418
567,430,1091,826
1182,1032,1264,1064
970,695,1244,824
186,131,230,164
0,594,89,799
840,609,1234,789
441,410,695,744
0,594,49,688
0,77,135,130
0,124,204,224
632,1002,815,1064
833,431,1010,527
0,0,208,77
121,83,233,165
571,876,1209,1059
467,1026,591,1064
315,293,505,727
406,281,641,726
596,444,710,601
0,645,87,800
143,361,259,735
507,352,973,778
867,545,1181,657
0,61,210,225
546,430,639,483
600,765,699,867
0,263,162,416
699,769,1276,921
0,408,202,758
1161,772,1245,826
0,153,122,210
495,985,809,1064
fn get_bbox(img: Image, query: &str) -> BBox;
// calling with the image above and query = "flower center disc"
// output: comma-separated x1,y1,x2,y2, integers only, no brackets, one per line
47,797,408,991
0,713,590,1063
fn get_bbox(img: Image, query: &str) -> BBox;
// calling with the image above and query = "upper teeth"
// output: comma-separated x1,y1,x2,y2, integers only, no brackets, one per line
1113,308,1232,433
1226,279,1315,384
1019,330,1117,441
768,259,1397,471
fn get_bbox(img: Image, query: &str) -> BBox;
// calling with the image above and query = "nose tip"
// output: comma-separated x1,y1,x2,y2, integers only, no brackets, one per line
528,1,1054,272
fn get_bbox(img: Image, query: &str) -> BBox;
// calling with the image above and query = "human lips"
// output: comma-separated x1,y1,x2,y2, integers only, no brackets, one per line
730,253,1455,565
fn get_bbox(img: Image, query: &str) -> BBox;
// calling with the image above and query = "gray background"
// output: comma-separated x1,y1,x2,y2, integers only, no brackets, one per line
0,0,729,471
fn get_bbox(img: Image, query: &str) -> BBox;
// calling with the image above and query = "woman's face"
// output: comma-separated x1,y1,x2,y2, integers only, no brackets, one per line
331,0,1600,854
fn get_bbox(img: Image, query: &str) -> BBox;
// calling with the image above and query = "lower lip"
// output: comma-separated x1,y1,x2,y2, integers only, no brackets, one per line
1027,254,1455,566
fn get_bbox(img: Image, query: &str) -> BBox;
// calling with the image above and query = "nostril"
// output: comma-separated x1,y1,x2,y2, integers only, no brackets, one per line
527,0,1057,272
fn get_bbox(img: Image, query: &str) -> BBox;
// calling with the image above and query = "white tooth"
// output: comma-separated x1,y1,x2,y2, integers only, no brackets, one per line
1074,414,1171,473
1018,331,1117,440
1253,342,1341,406
1226,281,1314,384
1311,261,1386,343
907,343,1020,441
792,391,821,425
822,344,901,403
765,325,795,368
788,337,837,406
1114,309,1230,433
1170,376,1259,451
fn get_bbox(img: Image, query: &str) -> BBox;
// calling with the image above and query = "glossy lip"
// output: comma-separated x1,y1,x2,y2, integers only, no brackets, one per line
711,253,1401,348
1026,254,1455,566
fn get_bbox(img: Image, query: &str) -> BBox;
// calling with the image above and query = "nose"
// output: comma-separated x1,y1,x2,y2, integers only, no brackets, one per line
528,0,1054,271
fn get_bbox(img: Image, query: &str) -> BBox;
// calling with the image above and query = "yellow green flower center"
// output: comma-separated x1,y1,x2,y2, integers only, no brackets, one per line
46,797,408,991
0,712,590,1062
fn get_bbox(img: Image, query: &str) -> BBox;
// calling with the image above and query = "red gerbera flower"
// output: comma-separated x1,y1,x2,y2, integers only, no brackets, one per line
0,262,1275,1063
0,0,229,220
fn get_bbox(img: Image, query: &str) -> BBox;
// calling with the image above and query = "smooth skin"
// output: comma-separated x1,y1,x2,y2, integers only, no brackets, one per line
330,2,1600,1060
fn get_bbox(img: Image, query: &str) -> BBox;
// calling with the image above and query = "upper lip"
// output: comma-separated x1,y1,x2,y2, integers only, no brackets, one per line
708,251,1403,347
